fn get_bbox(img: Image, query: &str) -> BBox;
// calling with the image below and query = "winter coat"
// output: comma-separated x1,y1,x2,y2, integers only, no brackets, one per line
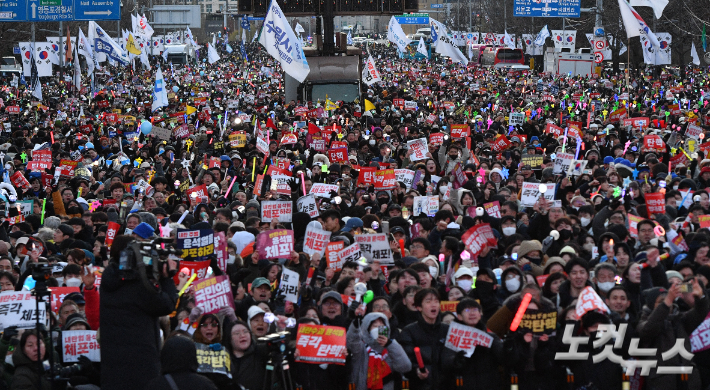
222,321,268,390
347,313,411,390
10,348,51,390
450,320,504,390
636,296,710,390
143,337,218,390
99,263,179,390
398,314,456,390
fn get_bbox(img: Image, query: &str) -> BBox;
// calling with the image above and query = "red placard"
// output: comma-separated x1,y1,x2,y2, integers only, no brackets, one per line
326,241,345,271
622,117,650,128
644,135,665,151
429,132,445,145
208,157,221,169
461,223,498,257
105,222,120,247
105,113,119,124
10,171,30,191
357,167,376,185
490,135,511,152
41,173,53,188
608,107,627,123
328,148,348,164
172,260,210,285
450,124,470,139
186,184,208,204
545,123,564,137
645,192,665,215
393,98,405,108
668,104,681,116
97,100,109,108
670,153,689,169
26,161,52,172
295,324,347,365
50,287,80,314
5,106,19,114
374,169,396,190
32,150,52,162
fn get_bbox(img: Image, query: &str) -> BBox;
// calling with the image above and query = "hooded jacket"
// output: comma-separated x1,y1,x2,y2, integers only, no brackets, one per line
346,313,412,390
143,337,218,390
10,347,51,390
222,323,268,390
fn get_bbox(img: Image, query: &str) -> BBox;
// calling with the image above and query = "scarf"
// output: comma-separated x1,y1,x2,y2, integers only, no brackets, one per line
366,346,391,390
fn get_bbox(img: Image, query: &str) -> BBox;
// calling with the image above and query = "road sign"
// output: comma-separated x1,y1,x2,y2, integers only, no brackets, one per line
395,13,429,24
594,52,604,63
594,40,605,50
13,47,20,55
74,0,120,20
7,0,119,22
29,0,73,21
513,0,581,17
431,4,444,8
594,27,605,37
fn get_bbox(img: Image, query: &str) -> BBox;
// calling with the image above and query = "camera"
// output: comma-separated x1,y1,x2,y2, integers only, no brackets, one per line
258,331,292,354
118,238,182,292
30,263,53,298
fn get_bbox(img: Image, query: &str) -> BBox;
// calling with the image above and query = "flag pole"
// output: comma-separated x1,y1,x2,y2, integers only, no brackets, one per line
626,38,630,89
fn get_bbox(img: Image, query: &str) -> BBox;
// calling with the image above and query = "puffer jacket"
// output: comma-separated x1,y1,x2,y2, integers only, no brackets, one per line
10,348,50,390
398,314,456,390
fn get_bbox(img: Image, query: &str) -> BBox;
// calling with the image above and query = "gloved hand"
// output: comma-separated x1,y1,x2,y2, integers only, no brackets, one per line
189,306,203,323
219,306,238,323
77,355,93,372
2,326,17,342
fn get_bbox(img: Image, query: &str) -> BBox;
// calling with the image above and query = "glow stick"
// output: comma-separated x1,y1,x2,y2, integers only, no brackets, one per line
300,172,306,195
510,293,532,332
224,175,237,196
251,157,256,182
178,273,198,296
40,198,46,224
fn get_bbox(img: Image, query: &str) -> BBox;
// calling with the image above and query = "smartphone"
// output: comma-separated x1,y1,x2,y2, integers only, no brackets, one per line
680,282,693,293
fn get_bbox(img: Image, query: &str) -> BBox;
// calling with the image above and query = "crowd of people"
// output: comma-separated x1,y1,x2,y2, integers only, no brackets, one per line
0,36,707,390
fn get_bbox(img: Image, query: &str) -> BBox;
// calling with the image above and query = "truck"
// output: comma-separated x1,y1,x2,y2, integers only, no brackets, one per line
0,56,21,78
544,50,594,77
162,44,195,66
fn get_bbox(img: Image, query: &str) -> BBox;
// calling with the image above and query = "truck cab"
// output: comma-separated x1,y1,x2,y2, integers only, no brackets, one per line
163,44,196,66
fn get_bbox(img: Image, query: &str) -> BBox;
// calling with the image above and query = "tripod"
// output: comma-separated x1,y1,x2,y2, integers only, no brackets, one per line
262,349,296,390
30,265,55,388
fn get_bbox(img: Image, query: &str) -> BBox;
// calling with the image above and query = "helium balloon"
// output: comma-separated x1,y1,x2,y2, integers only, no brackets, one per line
363,291,374,304
172,86,179,93
140,121,153,135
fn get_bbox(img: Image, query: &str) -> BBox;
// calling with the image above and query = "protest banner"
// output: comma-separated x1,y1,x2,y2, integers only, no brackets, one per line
295,324,347,364
50,287,80,314
303,226,331,257
445,321,493,357
176,229,215,260
575,286,610,318
461,223,498,257
483,201,501,218
214,232,228,273
194,275,234,314
255,229,294,260
407,138,429,161
62,330,101,363
357,167,377,186
521,154,543,169
310,183,339,198
374,169,396,190
518,308,558,335
553,152,574,174
337,243,363,265
278,267,300,303
394,169,415,189
195,343,232,378
644,193,665,215
521,182,556,207
0,291,47,330
326,241,346,271
355,234,394,265
261,200,293,223
296,195,319,218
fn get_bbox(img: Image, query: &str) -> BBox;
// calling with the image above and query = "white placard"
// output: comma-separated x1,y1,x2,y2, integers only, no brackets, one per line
297,195,319,218
303,226,331,257
260,200,293,223
355,234,394,265
278,267,300,303
521,182,556,207
62,330,101,362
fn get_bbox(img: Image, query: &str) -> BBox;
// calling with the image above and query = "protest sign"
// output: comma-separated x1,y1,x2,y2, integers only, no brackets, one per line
429,132,445,145
195,343,232,378
394,169,415,189
27,161,52,171
461,223,498,257
374,169,396,190
214,232,228,273
326,241,346,271
483,201,501,218
152,126,172,140
608,107,627,122
553,152,574,174
255,229,294,260
509,112,525,126
445,321,493,357
310,183,339,198
450,124,470,138
328,148,348,163
622,117,650,128
575,286,610,318
194,275,233,314
628,214,642,238
172,260,210,285
691,312,710,353
176,229,215,260
296,195,319,218
50,287,80,314
700,215,710,229
518,308,557,335
644,193,665,215
521,182,556,207
303,226,331,257
440,301,458,313
490,135,511,152
0,291,47,330
357,167,377,186
278,267,300,303
687,124,703,140
295,324,347,365
545,123,564,137
521,154,543,169
105,222,120,248
407,138,428,161
413,196,439,217
261,200,293,223
644,134,665,151
186,184,208,204
17,200,33,217
337,243,363,265
62,330,101,363
355,234,394,265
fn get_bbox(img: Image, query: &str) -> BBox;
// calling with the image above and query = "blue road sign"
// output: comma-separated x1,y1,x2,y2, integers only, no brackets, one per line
29,0,74,21
247,16,264,21
513,0,580,17
431,4,444,8
13,47,20,55
0,0,28,21
74,0,120,20
395,15,429,24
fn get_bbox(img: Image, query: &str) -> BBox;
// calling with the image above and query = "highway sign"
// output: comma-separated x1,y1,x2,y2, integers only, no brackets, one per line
395,13,429,24
594,52,604,63
513,0,581,17
4,0,118,22
431,4,444,8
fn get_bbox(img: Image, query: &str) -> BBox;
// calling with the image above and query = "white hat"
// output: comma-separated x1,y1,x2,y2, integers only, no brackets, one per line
453,267,473,280
247,306,265,326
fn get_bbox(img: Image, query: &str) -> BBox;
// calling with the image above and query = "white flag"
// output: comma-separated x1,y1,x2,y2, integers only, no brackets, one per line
629,0,667,18
387,16,412,52
347,31,353,45
152,66,168,112
362,55,381,86
139,14,155,39
162,48,169,62
20,43,52,77
430,18,468,65
185,27,198,47
259,0,310,83
140,49,150,68
417,37,428,56
78,29,95,76
295,23,305,34
89,21,129,65
618,0,659,47
504,31,516,50
73,48,81,90
207,43,221,64
534,25,550,46
692,41,700,65
212,34,216,47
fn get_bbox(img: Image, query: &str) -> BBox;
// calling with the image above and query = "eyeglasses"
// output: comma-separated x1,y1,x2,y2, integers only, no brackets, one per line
373,304,390,311
410,244,424,250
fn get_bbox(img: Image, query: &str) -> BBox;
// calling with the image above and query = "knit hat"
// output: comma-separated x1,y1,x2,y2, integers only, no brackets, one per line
319,291,343,306
63,313,91,331
517,240,543,258
133,222,155,239
665,270,684,284
559,246,576,255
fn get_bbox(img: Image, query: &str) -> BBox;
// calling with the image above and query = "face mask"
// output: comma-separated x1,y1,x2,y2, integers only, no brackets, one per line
65,278,82,288
457,279,473,292
598,281,615,293
55,277,64,285
369,140,376,146
439,186,447,194
5,354,12,366
428,266,438,278
580,217,591,227
559,229,573,240
503,227,517,236
475,279,494,293
505,278,521,292
673,185,679,190
67,207,82,214
369,328,380,340
228,255,236,265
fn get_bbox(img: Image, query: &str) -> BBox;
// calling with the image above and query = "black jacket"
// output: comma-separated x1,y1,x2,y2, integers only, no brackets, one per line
100,263,179,390
451,320,504,390
144,337,218,390
398,314,456,390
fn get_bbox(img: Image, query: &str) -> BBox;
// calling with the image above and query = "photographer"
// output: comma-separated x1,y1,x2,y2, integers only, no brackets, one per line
99,235,179,390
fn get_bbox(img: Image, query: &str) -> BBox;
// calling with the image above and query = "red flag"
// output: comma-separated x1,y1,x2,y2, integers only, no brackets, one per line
65,26,72,63
266,117,278,131
308,122,321,134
